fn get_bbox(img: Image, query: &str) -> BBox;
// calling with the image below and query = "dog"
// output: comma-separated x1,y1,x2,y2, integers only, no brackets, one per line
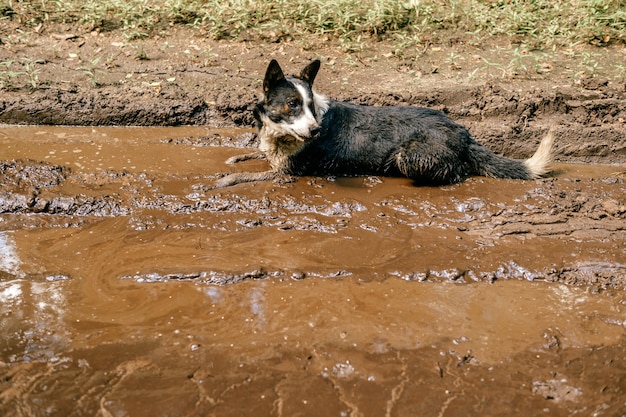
215,59,554,188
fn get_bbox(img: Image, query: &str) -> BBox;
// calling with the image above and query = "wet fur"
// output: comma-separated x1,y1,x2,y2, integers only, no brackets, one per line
216,59,554,188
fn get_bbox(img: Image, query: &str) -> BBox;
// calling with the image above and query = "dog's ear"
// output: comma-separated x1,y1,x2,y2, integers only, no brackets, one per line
299,60,321,85
263,59,285,93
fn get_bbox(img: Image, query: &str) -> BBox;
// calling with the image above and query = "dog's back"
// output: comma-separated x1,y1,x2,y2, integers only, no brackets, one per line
288,101,475,183
288,99,552,184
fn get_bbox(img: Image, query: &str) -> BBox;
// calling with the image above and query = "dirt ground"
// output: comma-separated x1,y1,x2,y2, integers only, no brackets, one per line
1,23,626,417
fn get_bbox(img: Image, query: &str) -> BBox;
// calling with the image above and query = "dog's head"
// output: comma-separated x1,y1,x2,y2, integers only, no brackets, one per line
254,59,326,142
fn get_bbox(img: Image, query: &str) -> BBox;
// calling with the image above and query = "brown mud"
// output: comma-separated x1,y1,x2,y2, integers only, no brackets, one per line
1,23,626,417
1,125,626,416
1,126,625,286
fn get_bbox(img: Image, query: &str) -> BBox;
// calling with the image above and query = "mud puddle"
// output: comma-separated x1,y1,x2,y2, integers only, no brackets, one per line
1,125,626,416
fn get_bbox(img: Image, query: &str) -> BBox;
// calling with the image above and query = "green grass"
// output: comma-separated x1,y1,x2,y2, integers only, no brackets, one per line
1,0,625,46
0,58,42,90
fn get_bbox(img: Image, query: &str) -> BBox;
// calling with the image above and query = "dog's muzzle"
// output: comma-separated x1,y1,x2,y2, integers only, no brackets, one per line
291,126,320,142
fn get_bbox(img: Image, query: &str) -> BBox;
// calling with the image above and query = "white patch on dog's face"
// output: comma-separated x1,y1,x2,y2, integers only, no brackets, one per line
276,82,318,140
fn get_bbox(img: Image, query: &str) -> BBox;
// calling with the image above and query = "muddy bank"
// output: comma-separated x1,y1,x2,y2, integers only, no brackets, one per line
2,83,626,164
2,26,626,164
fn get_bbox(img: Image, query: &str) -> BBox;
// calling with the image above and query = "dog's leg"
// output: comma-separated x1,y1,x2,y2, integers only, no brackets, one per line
214,170,282,188
225,151,266,165
394,137,468,185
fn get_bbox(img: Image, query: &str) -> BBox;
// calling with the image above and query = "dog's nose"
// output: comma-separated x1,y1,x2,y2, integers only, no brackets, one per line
310,127,321,138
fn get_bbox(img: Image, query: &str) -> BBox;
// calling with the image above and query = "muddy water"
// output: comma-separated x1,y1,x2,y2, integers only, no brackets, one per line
1,126,626,416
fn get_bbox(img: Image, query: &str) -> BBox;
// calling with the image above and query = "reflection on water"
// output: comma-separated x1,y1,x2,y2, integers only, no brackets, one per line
248,285,267,328
202,285,223,304
1,280,69,363
0,232,22,278
0,281,22,305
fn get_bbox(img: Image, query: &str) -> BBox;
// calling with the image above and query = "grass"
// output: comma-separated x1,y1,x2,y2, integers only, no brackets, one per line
0,58,42,90
1,0,624,47
75,56,109,87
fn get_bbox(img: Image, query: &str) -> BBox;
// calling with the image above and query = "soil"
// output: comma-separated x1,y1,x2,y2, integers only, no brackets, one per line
1,23,626,417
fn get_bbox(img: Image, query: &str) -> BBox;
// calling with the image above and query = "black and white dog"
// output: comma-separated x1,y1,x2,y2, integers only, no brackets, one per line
216,59,554,188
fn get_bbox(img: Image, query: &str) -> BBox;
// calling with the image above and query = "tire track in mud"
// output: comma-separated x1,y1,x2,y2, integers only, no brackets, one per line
1,158,624,288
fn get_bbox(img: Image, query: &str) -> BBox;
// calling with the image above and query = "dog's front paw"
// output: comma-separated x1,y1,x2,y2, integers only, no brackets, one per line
213,174,241,189
213,170,279,189
225,151,265,165
273,175,296,185
225,155,244,165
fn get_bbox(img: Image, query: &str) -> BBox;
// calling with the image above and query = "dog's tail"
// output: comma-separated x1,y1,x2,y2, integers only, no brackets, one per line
471,130,555,180
523,130,555,178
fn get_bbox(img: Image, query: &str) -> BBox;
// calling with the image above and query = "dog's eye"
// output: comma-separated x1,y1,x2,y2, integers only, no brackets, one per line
287,100,300,111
